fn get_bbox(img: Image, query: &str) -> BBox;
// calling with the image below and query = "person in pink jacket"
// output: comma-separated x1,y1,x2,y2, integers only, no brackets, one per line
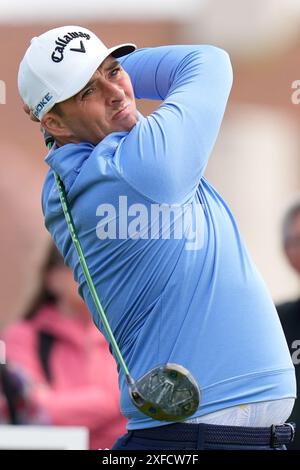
2,244,127,449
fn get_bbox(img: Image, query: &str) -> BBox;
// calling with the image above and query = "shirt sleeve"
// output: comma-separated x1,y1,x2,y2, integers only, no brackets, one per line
116,45,233,204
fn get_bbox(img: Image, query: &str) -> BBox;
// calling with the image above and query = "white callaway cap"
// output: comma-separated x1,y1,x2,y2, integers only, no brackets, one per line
18,25,136,120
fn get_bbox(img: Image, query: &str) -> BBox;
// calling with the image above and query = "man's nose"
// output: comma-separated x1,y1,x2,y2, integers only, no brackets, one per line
102,80,125,104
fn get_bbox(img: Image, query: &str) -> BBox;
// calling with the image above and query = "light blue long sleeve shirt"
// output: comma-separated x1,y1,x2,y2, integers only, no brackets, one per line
42,45,296,429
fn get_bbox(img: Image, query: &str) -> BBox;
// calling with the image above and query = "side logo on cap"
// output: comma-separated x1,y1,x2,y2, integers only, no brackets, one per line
33,92,53,118
51,31,90,63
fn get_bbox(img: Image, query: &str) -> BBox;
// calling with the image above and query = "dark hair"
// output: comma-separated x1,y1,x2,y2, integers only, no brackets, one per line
50,103,64,118
25,244,65,319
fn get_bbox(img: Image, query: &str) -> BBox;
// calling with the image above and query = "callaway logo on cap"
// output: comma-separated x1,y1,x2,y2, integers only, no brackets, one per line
18,25,136,120
51,30,91,63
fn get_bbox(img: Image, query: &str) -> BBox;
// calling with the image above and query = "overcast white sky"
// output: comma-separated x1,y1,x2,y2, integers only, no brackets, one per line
1,0,205,23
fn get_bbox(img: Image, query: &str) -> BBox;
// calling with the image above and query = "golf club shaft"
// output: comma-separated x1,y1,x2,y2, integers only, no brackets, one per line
54,171,131,382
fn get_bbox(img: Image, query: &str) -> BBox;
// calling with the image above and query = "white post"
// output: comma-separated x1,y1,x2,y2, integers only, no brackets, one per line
0,80,6,104
0,340,6,364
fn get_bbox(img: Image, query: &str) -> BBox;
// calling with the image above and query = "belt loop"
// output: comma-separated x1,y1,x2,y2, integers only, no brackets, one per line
270,425,281,448
196,423,206,450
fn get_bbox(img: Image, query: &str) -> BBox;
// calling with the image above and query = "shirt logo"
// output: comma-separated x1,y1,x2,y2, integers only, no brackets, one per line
51,31,90,63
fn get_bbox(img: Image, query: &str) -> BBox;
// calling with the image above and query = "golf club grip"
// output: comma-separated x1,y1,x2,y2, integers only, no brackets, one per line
42,128,55,148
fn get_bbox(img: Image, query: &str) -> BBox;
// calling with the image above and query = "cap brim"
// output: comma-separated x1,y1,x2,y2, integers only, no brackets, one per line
109,43,136,58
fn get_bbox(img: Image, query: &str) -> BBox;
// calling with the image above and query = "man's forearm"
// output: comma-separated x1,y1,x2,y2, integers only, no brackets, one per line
119,45,233,106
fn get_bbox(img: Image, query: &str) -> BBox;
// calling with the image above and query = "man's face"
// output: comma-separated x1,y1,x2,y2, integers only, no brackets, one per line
285,211,300,275
52,55,138,145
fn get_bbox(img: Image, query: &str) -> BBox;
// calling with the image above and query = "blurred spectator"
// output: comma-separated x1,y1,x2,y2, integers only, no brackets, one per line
2,244,126,449
0,362,48,424
277,198,300,449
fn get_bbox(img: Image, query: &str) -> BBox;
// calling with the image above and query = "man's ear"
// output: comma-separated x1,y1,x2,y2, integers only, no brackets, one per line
41,111,71,139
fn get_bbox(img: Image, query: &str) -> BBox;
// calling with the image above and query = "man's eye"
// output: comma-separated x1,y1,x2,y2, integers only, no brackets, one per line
110,67,121,77
82,88,94,99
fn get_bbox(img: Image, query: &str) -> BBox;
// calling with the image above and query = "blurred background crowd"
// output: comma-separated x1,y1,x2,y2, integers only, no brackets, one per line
1,0,300,450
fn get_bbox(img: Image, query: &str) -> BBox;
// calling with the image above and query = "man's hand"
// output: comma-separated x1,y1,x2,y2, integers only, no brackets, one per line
23,103,39,122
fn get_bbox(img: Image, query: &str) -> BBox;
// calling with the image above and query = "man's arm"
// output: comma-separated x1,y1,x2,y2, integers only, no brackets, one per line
117,45,233,204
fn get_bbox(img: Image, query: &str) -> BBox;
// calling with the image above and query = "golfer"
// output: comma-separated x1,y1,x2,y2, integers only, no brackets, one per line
18,25,296,450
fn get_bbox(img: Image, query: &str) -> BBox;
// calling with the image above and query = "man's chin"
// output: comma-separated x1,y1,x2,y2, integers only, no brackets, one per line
115,116,138,133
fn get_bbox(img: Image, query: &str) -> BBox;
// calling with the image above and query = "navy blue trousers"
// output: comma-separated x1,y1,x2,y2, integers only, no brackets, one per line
112,422,292,450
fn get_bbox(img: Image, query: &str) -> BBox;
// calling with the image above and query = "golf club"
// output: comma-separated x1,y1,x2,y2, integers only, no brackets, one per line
44,131,200,421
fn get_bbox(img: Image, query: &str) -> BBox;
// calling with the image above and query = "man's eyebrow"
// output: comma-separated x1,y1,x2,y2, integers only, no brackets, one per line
78,60,120,97
102,59,120,72
79,77,97,95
